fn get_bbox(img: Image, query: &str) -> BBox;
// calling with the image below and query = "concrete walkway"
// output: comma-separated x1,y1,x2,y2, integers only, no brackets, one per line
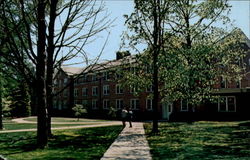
101,122,152,160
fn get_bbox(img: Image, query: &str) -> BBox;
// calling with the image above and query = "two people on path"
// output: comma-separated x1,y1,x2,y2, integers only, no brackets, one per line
121,107,133,128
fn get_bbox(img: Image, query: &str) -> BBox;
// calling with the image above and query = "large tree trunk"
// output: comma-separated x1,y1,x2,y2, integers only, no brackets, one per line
46,0,58,137
152,0,160,133
36,0,48,148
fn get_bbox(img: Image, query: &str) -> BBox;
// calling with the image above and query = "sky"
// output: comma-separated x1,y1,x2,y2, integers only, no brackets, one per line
66,0,250,67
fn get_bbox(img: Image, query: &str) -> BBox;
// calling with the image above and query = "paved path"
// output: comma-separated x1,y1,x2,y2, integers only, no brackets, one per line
0,117,121,133
101,122,152,160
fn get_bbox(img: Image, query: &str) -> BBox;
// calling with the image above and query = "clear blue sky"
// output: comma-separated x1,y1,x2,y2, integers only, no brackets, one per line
67,0,250,67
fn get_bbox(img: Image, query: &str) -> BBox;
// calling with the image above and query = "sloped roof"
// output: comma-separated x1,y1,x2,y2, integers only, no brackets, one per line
60,55,135,76
61,67,85,76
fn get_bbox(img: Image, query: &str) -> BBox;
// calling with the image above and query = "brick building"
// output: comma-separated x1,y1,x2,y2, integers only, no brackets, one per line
53,32,250,121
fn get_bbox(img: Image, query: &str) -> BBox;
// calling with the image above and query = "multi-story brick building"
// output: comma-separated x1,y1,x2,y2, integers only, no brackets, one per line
53,31,250,120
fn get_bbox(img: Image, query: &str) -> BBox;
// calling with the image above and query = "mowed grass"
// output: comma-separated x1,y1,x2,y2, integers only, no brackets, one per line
144,121,250,160
2,119,95,130
0,126,123,160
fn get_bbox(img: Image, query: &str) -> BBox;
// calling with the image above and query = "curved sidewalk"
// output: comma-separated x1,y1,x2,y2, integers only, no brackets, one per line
101,122,152,160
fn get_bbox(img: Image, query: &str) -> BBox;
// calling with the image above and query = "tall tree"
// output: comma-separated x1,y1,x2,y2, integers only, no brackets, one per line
1,0,111,147
122,0,244,132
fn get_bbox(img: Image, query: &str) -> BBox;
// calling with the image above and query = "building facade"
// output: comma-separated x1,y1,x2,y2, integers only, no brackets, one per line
53,33,250,121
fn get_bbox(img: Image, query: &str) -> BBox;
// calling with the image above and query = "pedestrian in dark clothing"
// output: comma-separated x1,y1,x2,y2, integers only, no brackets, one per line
121,107,128,127
127,107,133,128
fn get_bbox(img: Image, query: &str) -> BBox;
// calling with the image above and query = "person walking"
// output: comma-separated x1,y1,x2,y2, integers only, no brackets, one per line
127,107,133,128
121,107,128,127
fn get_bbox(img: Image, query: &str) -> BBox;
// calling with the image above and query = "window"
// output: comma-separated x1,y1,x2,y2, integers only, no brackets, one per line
82,88,88,96
103,85,110,95
130,66,136,74
116,84,123,94
116,72,122,79
130,85,137,93
116,99,123,109
64,78,68,84
78,75,87,84
63,90,68,97
82,100,88,107
92,86,98,96
63,100,67,109
130,99,139,110
181,99,188,111
218,96,236,112
58,101,62,110
220,77,227,88
74,89,78,97
146,99,153,110
92,74,97,81
103,72,109,80
103,99,110,109
53,100,57,109
236,79,241,88
146,85,153,92
92,99,97,109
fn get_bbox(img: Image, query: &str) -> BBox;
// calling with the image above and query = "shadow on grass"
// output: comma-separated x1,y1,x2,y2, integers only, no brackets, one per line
0,126,123,160
144,121,250,160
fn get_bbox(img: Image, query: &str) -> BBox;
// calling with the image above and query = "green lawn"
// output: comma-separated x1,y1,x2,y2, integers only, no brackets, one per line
2,119,98,130
1,118,108,130
144,121,250,160
0,126,123,160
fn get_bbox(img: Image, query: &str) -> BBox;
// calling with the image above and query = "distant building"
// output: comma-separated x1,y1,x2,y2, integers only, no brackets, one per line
53,31,250,120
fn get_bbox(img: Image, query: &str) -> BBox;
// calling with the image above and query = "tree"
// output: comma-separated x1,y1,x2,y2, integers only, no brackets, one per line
122,0,244,132
1,0,111,147
72,104,87,121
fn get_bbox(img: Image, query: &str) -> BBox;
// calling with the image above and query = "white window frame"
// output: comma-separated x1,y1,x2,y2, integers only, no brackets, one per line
92,74,97,81
146,85,153,92
130,85,137,93
74,89,78,97
221,77,227,88
116,99,123,109
116,84,123,94
218,96,236,112
103,85,110,95
103,72,109,80
181,99,189,111
92,99,97,109
82,88,88,96
146,99,153,110
236,79,241,88
130,99,139,110
103,99,110,109
92,86,98,96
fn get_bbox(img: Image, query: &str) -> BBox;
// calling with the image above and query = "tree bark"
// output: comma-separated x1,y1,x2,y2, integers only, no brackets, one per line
36,0,48,148
152,0,160,133
46,0,58,137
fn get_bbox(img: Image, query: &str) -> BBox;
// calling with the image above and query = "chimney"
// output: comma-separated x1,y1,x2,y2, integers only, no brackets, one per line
116,51,131,60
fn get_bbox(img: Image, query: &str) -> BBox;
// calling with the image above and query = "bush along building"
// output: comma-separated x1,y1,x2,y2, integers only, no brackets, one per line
53,31,250,121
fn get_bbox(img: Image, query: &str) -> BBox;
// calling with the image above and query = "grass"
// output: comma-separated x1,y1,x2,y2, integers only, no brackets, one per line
1,118,108,130
24,117,107,122
0,126,123,160
144,121,250,160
